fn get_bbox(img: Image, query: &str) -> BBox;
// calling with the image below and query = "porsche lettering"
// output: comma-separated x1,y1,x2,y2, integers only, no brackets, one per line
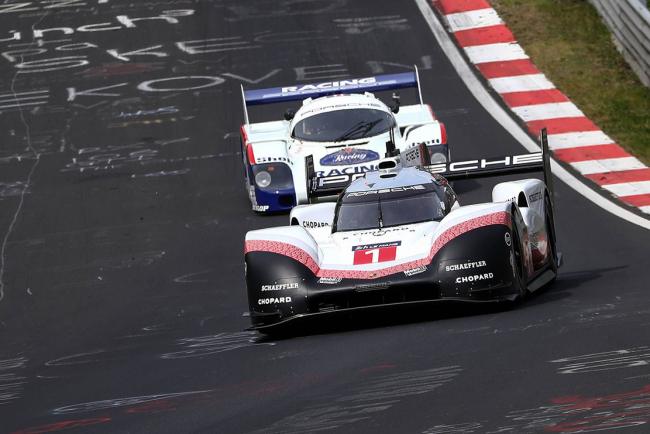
346,185,425,197
427,152,543,173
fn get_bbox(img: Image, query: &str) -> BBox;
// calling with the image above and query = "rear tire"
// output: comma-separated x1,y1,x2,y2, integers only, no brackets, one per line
509,210,527,302
544,194,558,274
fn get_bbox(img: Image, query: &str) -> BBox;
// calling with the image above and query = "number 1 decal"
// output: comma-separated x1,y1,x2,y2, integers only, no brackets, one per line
352,243,400,265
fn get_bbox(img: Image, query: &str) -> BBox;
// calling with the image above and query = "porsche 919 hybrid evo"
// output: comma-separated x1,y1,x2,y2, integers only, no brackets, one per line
244,131,560,332
239,68,449,213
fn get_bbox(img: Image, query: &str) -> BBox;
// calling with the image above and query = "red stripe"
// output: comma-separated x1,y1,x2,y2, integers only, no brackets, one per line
620,194,650,207
477,59,540,79
434,0,491,15
585,168,650,186
245,211,511,280
554,144,629,163
454,24,515,47
501,89,569,107
246,143,255,164
526,117,600,136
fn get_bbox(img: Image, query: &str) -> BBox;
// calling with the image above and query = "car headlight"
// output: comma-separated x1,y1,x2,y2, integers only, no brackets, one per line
255,170,272,188
431,152,447,164
252,163,294,191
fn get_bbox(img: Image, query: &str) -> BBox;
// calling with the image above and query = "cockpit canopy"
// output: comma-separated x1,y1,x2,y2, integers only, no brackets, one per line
333,183,447,232
292,108,395,142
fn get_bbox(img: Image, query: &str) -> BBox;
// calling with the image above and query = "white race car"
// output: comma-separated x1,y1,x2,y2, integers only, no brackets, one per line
244,132,561,332
240,69,448,213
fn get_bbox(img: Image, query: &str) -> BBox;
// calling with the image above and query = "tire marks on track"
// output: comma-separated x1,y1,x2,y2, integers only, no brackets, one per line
249,366,462,434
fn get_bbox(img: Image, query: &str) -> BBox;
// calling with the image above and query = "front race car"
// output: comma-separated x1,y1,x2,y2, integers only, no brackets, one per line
239,70,449,213
244,162,532,332
245,209,519,331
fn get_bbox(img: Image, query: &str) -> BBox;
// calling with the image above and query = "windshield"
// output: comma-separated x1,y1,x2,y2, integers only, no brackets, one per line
292,108,395,142
335,187,445,232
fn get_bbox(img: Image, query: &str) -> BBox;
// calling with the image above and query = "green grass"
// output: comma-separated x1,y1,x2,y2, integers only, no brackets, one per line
491,0,650,164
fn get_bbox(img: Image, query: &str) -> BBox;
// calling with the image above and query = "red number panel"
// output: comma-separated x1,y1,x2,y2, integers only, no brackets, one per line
353,246,398,265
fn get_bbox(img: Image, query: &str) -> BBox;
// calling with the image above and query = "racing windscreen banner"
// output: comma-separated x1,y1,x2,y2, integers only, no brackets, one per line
244,72,418,106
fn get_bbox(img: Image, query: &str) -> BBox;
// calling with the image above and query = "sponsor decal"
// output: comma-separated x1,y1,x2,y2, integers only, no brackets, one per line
315,164,377,189
255,156,291,164
261,283,299,292
320,148,380,167
504,232,512,247
356,226,411,236
303,221,329,228
455,273,494,284
529,191,543,203
352,241,401,251
300,102,384,118
352,241,400,265
282,77,377,94
355,282,389,292
318,277,342,285
346,185,425,197
445,261,487,272
404,266,427,277
258,297,292,305
252,205,269,212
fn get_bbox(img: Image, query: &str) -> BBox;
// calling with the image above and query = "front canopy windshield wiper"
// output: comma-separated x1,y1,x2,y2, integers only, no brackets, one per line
334,119,382,142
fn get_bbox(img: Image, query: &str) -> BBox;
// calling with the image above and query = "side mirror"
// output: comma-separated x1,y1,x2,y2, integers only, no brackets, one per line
284,108,295,121
390,92,401,113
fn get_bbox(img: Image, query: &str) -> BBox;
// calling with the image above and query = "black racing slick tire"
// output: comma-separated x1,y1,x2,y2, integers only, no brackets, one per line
544,194,559,275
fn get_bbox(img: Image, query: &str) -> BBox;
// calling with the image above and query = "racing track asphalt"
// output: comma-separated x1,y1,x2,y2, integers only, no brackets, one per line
0,1,649,433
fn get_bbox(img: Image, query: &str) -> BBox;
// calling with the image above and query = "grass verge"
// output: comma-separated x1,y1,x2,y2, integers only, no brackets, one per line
491,0,650,164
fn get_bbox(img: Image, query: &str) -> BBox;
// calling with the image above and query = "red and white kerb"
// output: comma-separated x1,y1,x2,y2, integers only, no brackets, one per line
433,0,650,215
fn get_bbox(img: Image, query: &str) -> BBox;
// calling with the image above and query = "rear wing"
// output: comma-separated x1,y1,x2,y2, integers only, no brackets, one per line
305,128,554,202
424,128,554,202
241,67,424,124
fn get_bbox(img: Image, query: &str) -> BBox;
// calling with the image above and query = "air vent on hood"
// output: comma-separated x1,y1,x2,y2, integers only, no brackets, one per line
325,142,369,149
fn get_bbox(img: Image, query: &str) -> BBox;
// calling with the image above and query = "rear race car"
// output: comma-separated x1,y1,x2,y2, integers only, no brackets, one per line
244,131,561,333
239,68,449,213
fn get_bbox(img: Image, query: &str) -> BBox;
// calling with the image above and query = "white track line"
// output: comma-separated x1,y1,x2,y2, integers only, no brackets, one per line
412,0,650,230
571,157,646,175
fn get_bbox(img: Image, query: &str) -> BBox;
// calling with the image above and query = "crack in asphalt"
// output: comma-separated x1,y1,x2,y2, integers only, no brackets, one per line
0,12,49,304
